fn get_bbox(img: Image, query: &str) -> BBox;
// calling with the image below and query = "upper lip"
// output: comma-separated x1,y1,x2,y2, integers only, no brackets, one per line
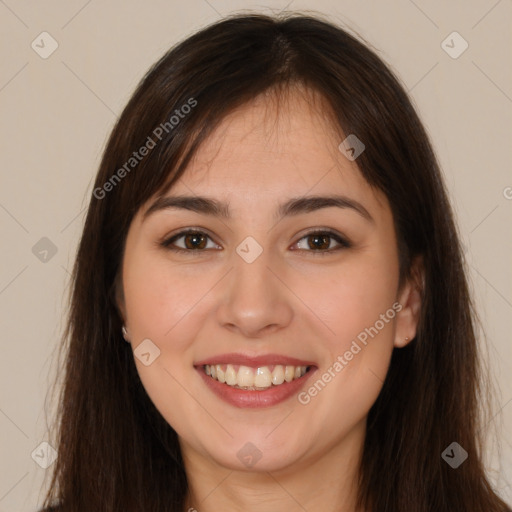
195,353,316,368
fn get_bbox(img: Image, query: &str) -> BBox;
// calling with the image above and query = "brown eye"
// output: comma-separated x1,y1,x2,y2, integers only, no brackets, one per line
294,230,350,253
161,230,219,252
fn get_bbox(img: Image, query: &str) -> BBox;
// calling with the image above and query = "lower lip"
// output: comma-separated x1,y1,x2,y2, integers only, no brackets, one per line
196,366,317,408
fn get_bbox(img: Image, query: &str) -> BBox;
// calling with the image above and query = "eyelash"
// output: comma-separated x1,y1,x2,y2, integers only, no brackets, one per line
160,228,351,255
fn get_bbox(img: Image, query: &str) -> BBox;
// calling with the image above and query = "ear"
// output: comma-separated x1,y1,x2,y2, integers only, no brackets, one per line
394,255,424,348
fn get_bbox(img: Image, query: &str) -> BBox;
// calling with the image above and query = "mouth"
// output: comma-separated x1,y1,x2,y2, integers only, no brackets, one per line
203,363,312,390
194,354,317,408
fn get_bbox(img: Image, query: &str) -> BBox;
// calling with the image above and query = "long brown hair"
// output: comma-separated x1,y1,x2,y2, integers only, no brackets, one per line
40,12,510,512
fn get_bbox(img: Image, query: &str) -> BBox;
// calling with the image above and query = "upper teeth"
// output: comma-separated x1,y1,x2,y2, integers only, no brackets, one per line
204,364,308,390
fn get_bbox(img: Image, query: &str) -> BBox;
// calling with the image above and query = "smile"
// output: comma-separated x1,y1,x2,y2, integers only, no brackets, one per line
195,353,317,407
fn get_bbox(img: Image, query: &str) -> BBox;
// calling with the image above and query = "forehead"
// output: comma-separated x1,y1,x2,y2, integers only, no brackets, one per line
154,86,388,216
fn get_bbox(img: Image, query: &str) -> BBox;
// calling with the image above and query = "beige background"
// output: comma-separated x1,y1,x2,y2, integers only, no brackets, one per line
0,0,510,509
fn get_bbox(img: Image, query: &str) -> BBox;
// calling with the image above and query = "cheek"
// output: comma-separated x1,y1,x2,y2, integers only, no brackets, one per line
293,248,399,420
122,249,215,399
123,248,205,342
294,250,399,353
294,258,399,439
122,250,205,435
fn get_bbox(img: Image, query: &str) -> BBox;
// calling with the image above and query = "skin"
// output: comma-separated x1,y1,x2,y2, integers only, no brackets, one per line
117,86,423,512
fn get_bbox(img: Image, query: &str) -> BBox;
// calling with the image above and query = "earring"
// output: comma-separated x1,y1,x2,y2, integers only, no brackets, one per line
405,337,410,342
122,325,130,343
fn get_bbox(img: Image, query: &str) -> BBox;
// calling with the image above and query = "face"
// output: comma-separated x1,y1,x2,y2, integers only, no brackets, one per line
118,88,420,474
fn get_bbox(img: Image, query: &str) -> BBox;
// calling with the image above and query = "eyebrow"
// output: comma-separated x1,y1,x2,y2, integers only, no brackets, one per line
143,194,374,223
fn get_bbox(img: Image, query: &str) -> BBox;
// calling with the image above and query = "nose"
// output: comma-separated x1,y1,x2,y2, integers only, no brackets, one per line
215,248,294,338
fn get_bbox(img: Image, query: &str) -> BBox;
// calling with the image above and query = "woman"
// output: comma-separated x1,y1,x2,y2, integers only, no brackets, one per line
40,12,511,512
